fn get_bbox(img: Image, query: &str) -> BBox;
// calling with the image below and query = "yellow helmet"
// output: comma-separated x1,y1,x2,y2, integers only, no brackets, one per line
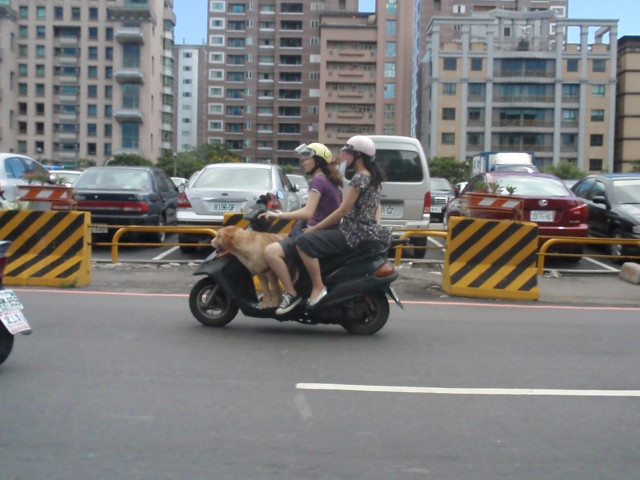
295,143,333,164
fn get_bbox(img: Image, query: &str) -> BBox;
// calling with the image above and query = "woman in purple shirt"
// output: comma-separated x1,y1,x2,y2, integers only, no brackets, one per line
260,142,343,314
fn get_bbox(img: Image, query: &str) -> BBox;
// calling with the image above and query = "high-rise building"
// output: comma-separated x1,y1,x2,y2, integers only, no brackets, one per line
203,0,359,167
317,1,414,151
412,0,568,139
0,0,176,166
174,44,207,153
421,9,617,172
615,36,640,173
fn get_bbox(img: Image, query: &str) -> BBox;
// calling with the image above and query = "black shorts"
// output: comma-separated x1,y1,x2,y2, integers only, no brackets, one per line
279,237,299,265
295,229,350,259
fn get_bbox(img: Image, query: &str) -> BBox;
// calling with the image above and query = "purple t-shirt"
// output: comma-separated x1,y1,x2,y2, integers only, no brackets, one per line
307,173,342,228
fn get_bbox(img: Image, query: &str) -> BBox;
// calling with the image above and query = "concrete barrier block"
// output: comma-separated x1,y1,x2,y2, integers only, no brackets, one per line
619,262,640,285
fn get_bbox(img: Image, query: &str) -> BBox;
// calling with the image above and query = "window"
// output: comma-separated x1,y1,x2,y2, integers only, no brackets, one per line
384,62,396,78
470,58,482,71
591,109,604,122
385,41,396,57
443,58,457,71
592,59,606,73
562,109,578,122
384,104,395,119
443,83,456,95
567,59,578,72
87,105,97,117
590,134,603,147
71,7,80,21
386,20,396,35
87,85,98,98
37,6,46,19
384,83,395,99
442,108,456,120
592,85,606,97
441,133,455,145
589,159,603,171
55,6,63,19
89,27,98,40
563,84,579,97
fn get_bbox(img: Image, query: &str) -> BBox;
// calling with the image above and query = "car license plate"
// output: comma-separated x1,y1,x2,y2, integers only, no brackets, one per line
211,202,236,213
430,206,442,213
530,210,554,222
92,226,108,234
381,204,402,217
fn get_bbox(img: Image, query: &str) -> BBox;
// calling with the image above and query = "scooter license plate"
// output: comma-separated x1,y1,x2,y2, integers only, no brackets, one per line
0,290,30,335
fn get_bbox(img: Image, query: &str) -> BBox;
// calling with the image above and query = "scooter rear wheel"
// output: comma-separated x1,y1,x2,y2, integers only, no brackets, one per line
189,278,238,327
0,326,14,366
341,291,389,335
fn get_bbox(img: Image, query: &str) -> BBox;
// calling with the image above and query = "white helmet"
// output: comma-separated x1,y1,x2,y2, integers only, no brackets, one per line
343,135,376,158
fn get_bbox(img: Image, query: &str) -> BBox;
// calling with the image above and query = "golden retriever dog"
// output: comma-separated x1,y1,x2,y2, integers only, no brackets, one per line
211,226,288,308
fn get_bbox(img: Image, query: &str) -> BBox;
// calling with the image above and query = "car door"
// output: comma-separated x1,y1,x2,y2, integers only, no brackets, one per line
152,169,179,224
572,177,608,237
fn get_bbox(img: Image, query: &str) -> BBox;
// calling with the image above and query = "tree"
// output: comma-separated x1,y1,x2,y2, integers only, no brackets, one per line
543,159,586,180
428,156,468,184
106,153,152,167
155,143,243,179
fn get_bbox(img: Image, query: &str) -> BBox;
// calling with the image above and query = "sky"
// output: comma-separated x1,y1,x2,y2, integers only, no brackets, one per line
174,1,637,46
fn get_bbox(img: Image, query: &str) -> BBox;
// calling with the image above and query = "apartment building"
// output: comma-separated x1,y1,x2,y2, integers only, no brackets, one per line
0,0,176,166
174,44,207,153
615,36,640,172
412,0,567,139
203,0,361,167
421,9,617,172
317,1,414,151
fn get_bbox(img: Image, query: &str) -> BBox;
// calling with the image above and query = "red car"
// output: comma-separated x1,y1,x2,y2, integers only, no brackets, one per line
445,172,589,256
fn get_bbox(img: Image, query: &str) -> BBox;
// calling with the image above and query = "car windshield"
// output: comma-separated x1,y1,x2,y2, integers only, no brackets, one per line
494,177,570,196
193,167,272,189
75,169,151,190
613,179,640,204
431,178,452,190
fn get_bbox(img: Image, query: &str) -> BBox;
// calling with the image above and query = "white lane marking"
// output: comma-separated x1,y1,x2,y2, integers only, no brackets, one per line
153,245,179,260
296,383,640,397
583,255,620,272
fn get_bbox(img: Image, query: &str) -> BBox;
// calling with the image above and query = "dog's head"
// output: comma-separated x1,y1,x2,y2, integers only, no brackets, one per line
211,226,237,253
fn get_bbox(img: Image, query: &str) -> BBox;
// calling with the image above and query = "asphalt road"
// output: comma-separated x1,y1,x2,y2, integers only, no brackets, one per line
1,287,640,479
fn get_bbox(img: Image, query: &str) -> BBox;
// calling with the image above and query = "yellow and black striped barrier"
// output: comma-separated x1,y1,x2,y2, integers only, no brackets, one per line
222,213,296,234
0,210,91,287
442,216,539,301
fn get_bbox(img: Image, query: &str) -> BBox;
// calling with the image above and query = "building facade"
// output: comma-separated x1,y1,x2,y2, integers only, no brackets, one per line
0,0,176,166
412,0,568,139
615,36,640,172
317,1,414,152
421,9,617,172
174,44,207,153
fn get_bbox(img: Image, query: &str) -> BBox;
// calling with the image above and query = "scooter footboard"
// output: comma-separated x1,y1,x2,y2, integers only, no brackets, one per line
320,271,398,309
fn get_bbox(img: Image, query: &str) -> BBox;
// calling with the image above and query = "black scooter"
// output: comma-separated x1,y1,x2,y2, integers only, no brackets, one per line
0,241,31,366
188,196,403,335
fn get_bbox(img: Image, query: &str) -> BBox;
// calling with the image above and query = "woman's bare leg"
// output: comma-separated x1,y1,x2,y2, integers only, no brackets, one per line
297,246,325,299
264,242,296,295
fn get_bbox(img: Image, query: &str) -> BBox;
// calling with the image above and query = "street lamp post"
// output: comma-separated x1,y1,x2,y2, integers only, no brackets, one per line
173,152,178,177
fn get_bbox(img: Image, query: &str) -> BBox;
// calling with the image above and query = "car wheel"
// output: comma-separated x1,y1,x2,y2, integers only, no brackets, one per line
179,233,198,253
608,229,626,262
409,236,427,259
145,214,166,243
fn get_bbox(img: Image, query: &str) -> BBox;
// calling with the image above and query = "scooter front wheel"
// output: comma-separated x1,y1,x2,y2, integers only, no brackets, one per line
189,278,239,327
341,291,389,335
0,325,14,366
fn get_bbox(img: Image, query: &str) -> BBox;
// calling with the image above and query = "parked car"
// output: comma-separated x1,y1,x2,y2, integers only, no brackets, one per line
287,173,310,206
73,166,179,243
57,170,83,186
445,172,589,256
177,163,301,252
429,177,454,223
0,153,57,203
340,135,431,258
571,173,640,260
171,176,189,191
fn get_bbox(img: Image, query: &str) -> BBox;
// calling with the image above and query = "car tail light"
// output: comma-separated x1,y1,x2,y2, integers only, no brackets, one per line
266,194,282,211
177,191,191,209
423,191,431,214
567,202,589,224
76,200,150,213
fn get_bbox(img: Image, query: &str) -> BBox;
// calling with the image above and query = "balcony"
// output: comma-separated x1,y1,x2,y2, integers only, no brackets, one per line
58,113,78,121
57,55,79,66
107,5,155,22
59,36,79,46
59,75,78,84
58,94,78,103
116,27,145,44
114,108,144,123
115,68,144,83
57,132,78,142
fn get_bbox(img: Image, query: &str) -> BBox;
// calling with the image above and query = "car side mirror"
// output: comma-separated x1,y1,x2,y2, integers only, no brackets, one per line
454,185,461,197
591,195,608,207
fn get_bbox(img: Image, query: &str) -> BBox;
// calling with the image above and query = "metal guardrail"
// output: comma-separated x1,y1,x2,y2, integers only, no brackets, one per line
393,229,448,266
89,225,218,263
537,237,640,275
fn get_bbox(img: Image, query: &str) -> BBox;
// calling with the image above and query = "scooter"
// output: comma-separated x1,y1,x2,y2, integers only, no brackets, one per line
0,241,31,366
188,195,403,335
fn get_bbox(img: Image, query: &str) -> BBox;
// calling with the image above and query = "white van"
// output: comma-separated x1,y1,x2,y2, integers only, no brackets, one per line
341,135,430,258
